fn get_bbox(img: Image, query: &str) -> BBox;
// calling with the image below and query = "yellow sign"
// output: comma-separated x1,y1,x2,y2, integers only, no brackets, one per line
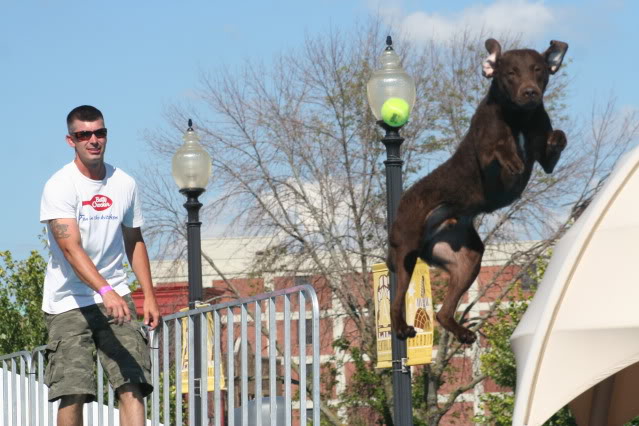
373,263,393,368
180,306,226,393
373,260,434,368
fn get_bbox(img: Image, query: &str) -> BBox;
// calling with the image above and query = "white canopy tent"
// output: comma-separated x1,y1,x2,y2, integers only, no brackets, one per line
511,144,639,426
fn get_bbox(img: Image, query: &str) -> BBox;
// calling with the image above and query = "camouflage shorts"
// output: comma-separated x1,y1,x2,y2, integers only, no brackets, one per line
44,294,153,402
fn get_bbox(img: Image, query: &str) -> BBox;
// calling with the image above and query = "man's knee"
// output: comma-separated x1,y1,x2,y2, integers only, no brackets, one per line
117,383,144,401
59,394,88,408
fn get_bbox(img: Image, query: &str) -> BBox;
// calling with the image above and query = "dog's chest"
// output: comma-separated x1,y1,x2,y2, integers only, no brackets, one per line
516,132,526,161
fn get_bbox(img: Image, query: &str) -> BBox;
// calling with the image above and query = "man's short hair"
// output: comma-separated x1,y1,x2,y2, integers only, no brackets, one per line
67,105,104,132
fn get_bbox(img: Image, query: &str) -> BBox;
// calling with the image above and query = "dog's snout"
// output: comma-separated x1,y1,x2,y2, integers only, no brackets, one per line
523,87,539,99
516,85,542,108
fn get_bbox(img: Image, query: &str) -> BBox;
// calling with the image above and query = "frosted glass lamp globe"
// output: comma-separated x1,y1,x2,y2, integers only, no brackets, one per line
172,120,212,190
367,36,416,122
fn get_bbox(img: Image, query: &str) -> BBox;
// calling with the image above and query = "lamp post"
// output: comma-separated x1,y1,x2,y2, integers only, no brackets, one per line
367,36,416,426
172,119,212,425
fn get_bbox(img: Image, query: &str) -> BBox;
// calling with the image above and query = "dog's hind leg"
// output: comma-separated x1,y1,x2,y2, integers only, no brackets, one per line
427,219,484,344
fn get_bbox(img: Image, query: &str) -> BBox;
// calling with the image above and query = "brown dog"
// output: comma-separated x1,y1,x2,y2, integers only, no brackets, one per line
387,38,569,344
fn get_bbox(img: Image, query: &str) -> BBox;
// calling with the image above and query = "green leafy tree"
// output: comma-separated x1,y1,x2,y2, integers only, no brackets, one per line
474,293,579,425
0,250,47,354
475,254,575,426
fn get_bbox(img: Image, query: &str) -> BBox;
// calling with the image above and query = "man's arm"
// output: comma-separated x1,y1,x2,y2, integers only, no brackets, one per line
48,218,131,323
121,225,161,330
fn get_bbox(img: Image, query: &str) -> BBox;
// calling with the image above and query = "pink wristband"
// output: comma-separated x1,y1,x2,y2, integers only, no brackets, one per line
98,285,114,296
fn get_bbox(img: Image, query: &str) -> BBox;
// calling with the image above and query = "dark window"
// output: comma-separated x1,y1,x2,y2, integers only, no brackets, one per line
305,362,313,384
295,275,311,286
306,318,313,345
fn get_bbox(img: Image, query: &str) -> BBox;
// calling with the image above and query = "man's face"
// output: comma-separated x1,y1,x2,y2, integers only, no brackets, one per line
66,119,107,167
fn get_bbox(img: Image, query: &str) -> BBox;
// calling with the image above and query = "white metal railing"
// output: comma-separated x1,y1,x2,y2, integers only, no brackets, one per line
0,284,321,426
0,351,31,425
150,283,321,425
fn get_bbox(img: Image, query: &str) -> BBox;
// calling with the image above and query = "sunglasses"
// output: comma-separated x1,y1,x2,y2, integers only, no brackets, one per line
71,128,108,142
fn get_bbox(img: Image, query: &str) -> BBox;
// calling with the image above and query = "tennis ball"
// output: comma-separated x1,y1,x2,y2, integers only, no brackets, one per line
381,97,410,127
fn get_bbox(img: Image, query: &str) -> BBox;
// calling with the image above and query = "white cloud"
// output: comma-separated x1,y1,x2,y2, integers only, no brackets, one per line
374,0,558,44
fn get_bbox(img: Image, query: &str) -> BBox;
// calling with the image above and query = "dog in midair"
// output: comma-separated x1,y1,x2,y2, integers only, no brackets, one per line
387,38,569,344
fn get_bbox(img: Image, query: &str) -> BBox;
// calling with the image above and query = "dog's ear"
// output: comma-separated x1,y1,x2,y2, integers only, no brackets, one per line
482,38,502,78
543,40,569,74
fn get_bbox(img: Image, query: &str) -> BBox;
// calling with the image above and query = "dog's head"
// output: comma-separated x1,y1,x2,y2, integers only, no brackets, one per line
482,39,569,109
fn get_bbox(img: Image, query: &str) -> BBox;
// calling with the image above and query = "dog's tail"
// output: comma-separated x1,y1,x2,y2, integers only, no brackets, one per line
386,248,396,272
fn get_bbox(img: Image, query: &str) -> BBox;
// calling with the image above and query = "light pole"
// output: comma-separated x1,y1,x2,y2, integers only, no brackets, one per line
172,119,212,425
367,36,416,426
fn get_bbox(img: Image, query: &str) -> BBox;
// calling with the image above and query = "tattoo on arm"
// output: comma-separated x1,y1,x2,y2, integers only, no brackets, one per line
50,221,71,239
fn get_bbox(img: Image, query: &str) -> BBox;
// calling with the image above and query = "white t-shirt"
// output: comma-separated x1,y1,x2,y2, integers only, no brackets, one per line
40,162,144,314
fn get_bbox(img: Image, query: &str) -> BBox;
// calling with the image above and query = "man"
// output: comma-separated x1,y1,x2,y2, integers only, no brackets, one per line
40,105,161,426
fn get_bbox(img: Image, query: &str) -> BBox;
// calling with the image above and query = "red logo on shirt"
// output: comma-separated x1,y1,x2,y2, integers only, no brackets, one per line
82,195,113,211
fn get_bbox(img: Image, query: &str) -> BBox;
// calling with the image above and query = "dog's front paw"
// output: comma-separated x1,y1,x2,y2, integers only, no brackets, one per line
501,156,525,175
547,130,567,153
396,325,417,340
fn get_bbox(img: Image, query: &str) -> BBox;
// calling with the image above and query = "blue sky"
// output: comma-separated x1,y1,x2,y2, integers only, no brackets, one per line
1,0,638,260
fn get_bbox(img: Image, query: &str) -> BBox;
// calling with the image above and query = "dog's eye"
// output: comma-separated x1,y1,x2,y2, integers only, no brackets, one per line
534,66,542,72
508,70,516,76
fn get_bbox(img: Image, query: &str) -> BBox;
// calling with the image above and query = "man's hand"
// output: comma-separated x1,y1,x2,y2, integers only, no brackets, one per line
143,296,161,330
102,290,131,325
